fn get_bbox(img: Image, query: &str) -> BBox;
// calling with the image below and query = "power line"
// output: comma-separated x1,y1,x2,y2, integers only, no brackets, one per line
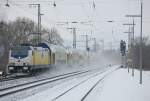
8,1,57,25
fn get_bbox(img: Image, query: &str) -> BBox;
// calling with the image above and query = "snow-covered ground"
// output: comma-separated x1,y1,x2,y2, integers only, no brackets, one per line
17,67,150,101
19,65,118,101
85,68,150,101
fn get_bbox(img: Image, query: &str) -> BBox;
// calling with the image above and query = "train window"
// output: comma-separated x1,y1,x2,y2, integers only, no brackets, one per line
11,46,29,58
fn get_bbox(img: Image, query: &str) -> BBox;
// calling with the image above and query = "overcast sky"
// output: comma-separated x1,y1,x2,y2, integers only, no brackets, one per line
0,0,150,49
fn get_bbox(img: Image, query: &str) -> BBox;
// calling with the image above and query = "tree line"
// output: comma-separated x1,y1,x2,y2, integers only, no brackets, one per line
128,37,150,70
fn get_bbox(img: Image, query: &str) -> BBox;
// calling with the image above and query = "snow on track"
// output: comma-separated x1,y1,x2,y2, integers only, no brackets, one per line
0,64,104,90
0,70,96,97
20,65,119,101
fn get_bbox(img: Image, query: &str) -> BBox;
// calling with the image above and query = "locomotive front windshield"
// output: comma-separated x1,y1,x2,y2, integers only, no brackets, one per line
11,46,31,58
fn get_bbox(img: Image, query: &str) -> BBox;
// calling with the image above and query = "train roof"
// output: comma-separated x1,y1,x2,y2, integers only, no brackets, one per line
38,42,66,53
37,42,87,55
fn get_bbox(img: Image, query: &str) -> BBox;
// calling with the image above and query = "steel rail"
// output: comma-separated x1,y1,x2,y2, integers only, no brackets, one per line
0,69,97,97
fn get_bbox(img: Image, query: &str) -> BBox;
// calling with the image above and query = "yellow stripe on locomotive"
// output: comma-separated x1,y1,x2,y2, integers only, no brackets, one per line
33,47,50,65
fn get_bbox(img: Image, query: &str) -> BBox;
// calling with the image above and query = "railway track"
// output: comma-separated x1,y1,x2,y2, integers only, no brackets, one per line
50,67,119,101
0,75,31,82
0,69,50,82
80,69,118,101
0,68,101,98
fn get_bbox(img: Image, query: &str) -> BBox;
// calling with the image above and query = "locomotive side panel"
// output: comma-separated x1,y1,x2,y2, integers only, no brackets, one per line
32,47,50,69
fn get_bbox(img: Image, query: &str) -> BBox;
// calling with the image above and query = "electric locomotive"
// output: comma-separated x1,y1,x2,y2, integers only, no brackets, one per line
7,43,50,74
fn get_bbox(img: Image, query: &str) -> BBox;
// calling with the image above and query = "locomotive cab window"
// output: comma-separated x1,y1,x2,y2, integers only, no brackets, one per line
11,46,31,58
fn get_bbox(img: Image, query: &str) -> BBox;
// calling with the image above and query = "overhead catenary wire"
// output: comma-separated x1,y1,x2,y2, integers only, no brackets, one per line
8,1,61,26
8,0,96,30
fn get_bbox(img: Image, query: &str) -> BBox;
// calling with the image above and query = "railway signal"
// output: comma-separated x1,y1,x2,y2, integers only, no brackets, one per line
120,40,126,56
53,2,56,7
5,0,10,7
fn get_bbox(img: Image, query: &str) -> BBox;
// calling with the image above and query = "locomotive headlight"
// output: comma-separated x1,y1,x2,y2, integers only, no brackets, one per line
9,63,15,66
9,67,14,70
23,67,28,70
23,63,29,66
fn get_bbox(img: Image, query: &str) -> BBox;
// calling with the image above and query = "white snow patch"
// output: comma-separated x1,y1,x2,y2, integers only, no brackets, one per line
85,68,150,101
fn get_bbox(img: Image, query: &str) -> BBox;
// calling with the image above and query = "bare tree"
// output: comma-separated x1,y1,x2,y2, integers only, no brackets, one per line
42,27,63,45
0,21,10,72
129,36,150,70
